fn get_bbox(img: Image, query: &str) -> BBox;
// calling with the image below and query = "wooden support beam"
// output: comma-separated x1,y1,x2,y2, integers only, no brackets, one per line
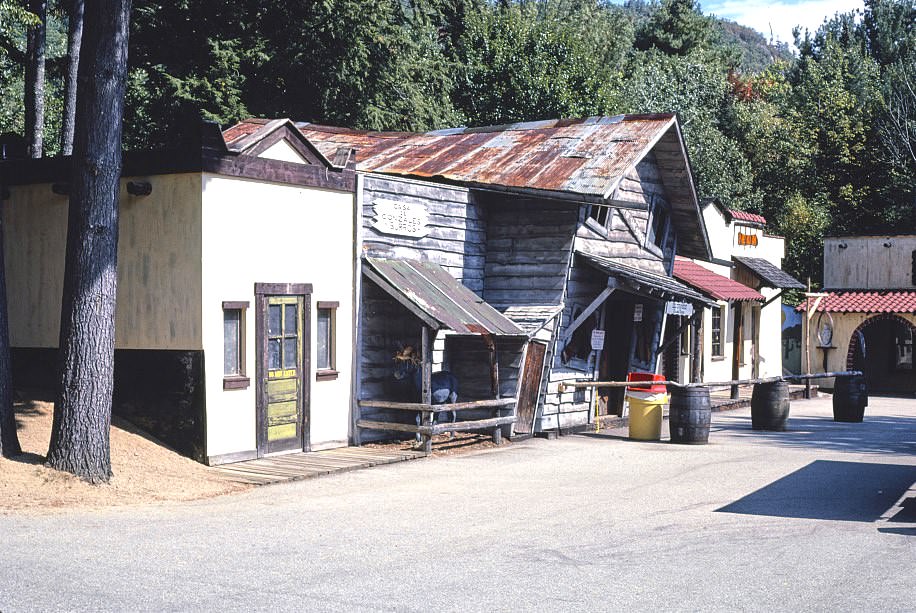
562,287,615,342
421,326,433,454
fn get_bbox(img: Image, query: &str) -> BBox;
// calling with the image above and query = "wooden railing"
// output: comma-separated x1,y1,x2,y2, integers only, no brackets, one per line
356,397,516,453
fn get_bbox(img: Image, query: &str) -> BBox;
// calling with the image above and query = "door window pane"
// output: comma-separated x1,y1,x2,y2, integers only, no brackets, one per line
223,309,241,375
268,338,281,370
284,304,298,336
283,338,298,369
268,304,282,336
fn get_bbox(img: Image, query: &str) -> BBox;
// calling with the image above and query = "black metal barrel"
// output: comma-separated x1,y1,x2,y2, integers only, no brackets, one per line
751,380,790,431
669,386,711,444
833,374,868,422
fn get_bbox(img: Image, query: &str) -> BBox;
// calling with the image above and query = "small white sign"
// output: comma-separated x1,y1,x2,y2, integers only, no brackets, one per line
372,199,429,238
633,304,643,322
590,329,606,351
666,301,694,317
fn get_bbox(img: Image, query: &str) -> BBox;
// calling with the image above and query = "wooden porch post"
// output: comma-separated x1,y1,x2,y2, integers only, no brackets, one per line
691,311,703,383
421,326,433,453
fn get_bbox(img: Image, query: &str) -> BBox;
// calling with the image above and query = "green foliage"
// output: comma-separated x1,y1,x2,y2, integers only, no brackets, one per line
450,1,624,125
1,0,914,289
634,0,713,56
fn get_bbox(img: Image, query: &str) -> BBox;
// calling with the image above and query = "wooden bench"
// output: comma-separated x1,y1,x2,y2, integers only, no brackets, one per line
356,398,516,453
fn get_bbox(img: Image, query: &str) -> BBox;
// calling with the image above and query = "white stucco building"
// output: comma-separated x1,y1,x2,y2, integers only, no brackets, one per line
3,120,359,464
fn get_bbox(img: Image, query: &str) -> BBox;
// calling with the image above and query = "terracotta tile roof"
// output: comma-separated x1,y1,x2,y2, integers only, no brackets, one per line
672,257,764,302
798,291,916,313
728,209,767,225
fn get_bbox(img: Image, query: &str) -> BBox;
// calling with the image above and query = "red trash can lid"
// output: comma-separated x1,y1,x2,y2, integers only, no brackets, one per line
626,371,667,394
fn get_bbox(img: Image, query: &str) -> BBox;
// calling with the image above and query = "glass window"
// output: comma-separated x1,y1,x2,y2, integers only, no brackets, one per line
268,338,281,370
223,309,241,376
588,204,610,228
284,303,298,336
317,306,334,371
222,301,250,389
268,304,282,336
711,306,723,357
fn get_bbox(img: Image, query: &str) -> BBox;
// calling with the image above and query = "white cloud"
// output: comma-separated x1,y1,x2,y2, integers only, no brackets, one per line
703,0,864,47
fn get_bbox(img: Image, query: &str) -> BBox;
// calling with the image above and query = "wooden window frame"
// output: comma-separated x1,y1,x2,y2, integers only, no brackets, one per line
315,301,339,381
223,300,250,390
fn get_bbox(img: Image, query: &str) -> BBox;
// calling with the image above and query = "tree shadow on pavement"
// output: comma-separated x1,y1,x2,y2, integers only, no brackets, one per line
712,413,916,456
716,460,916,523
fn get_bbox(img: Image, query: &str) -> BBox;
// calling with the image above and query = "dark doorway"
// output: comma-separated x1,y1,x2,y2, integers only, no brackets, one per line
601,299,635,416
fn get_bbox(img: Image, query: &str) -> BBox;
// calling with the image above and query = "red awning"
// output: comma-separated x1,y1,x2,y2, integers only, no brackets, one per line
797,291,916,313
673,257,764,302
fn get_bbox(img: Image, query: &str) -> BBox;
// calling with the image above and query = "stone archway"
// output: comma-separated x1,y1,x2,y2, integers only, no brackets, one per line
845,313,916,393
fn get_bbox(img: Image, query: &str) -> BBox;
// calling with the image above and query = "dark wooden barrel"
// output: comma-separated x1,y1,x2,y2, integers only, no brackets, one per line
669,386,711,444
751,381,790,431
833,375,867,422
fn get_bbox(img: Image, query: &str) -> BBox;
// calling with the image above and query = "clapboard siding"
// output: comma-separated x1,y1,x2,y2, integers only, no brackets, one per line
362,174,487,294
483,196,578,308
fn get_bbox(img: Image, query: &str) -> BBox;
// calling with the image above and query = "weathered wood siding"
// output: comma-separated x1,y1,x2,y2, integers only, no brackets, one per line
539,153,680,429
824,236,916,290
362,174,486,293
481,195,578,308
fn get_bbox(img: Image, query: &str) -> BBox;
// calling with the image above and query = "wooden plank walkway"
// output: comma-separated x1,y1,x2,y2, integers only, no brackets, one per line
213,447,426,486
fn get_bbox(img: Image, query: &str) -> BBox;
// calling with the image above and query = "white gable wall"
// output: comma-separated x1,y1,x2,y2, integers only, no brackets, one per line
200,174,356,458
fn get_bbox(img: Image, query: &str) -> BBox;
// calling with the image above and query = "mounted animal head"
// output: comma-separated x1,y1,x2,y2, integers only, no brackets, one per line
392,344,422,380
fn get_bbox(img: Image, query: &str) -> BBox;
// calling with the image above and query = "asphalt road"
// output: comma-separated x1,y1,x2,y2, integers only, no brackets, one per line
1,395,914,612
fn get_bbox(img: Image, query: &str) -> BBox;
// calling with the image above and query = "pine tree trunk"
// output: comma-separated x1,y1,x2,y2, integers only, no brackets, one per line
61,0,84,156
46,0,132,484
0,199,22,458
24,0,47,159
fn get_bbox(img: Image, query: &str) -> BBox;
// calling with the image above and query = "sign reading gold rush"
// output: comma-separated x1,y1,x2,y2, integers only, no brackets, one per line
372,198,429,238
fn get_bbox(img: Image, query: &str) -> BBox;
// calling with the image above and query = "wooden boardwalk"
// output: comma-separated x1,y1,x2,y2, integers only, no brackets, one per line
213,446,426,486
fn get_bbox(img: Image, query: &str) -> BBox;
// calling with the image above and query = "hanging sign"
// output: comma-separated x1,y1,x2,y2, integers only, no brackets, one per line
633,304,643,322
590,329,606,351
666,301,694,317
371,199,429,238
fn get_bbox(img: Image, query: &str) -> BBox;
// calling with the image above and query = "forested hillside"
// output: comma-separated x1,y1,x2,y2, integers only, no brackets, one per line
1,0,914,290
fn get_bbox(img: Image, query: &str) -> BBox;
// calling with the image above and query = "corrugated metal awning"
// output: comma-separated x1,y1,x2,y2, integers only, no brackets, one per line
363,257,526,336
577,252,716,306
733,256,804,289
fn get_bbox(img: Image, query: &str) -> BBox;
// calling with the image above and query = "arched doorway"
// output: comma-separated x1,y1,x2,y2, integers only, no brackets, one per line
846,314,916,394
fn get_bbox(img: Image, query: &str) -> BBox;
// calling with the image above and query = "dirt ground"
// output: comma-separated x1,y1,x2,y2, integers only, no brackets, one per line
0,397,250,513
1,396,506,514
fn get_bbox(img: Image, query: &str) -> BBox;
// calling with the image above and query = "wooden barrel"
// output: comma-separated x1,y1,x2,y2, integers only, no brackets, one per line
751,381,790,431
833,375,867,422
669,386,711,444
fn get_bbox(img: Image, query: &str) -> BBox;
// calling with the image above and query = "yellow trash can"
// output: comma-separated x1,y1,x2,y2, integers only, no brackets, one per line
625,372,668,441
626,391,668,440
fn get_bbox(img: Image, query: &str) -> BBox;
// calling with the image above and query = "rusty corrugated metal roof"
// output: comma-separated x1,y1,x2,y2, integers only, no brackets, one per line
578,251,715,306
297,115,675,202
363,257,526,336
225,115,711,259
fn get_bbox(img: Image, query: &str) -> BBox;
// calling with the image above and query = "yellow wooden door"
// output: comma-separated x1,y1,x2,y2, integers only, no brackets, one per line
264,295,304,453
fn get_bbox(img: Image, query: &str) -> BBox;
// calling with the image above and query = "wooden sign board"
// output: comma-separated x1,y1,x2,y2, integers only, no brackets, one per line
666,301,694,317
372,199,429,238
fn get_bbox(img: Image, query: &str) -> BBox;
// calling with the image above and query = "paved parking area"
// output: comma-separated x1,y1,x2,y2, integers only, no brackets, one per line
0,395,913,611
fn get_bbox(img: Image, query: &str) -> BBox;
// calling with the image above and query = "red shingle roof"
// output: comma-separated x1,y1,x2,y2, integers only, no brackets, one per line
797,291,916,313
672,257,764,302
728,209,767,225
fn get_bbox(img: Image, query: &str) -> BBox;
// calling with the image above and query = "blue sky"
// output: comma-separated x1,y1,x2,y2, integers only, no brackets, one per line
700,0,865,46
